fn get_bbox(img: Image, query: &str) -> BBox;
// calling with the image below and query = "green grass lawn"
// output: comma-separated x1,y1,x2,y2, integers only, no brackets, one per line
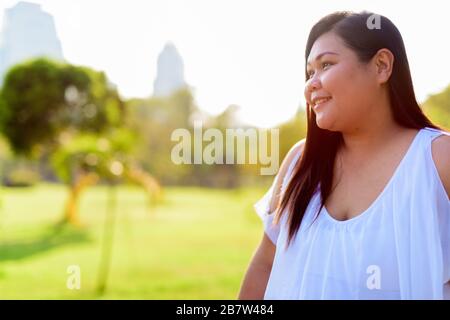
0,183,268,299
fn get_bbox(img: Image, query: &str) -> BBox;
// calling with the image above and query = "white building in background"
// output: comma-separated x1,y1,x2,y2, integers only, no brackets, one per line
153,42,187,97
0,1,64,82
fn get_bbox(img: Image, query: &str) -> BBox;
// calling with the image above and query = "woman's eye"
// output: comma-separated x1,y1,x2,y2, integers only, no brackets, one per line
307,62,332,79
308,69,315,79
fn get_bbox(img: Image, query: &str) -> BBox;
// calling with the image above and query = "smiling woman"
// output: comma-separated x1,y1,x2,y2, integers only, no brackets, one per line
239,11,450,300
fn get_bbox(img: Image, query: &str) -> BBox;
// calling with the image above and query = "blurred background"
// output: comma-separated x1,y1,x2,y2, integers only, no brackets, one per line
0,0,448,299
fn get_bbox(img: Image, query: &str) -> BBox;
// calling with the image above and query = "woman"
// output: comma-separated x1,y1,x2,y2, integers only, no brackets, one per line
238,11,450,300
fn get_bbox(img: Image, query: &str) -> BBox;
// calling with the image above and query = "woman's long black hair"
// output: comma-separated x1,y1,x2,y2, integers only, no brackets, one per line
275,11,443,246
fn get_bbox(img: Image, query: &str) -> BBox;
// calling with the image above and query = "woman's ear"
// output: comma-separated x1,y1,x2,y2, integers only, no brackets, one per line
373,48,394,84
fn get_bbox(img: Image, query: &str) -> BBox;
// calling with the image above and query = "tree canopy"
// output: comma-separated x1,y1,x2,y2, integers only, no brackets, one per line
0,58,124,156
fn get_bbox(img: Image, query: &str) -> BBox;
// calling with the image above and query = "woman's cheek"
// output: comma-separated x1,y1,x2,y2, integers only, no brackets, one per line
321,66,344,92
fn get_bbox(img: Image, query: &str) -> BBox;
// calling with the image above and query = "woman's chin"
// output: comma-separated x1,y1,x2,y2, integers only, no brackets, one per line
315,114,334,130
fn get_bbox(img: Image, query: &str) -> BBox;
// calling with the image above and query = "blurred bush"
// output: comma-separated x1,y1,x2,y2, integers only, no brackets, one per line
3,166,39,187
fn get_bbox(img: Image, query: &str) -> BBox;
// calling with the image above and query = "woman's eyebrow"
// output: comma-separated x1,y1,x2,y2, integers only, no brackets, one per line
307,51,339,65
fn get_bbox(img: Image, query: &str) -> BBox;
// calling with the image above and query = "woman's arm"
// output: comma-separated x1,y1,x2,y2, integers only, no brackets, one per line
431,135,450,288
238,139,306,299
431,134,450,199
238,233,276,300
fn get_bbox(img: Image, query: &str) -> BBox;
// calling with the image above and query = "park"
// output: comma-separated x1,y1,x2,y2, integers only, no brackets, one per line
0,3,448,298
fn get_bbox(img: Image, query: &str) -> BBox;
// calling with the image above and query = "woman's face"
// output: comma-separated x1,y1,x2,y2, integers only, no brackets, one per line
305,31,379,132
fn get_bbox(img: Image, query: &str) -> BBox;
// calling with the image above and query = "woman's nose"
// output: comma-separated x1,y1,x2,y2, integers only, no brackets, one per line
305,76,321,98
306,76,321,92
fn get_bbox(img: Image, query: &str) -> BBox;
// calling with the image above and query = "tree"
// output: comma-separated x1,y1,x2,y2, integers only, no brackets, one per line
0,58,123,155
51,129,162,225
0,58,159,225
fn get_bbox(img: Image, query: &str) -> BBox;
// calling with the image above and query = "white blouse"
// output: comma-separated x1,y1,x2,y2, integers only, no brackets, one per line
255,127,450,299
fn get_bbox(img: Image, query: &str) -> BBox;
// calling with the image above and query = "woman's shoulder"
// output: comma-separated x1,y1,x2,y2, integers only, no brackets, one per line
430,131,450,199
285,139,306,163
268,139,306,212
281,139,306,175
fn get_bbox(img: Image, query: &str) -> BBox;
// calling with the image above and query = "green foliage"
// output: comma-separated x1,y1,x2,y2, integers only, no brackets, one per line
422,85,450,130
278,108,307,159
126,88,199,185
0,59,67,155
126,90,308,187
51,128,136,184
0,58,124,156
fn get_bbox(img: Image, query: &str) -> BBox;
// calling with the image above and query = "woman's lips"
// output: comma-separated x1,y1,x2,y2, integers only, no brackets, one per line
313,97,331,111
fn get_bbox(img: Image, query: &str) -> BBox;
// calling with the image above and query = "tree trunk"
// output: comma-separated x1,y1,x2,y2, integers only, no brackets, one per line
125,167,162,209
63,172,99,226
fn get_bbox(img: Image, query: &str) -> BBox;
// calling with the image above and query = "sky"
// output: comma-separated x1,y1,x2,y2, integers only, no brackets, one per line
0,0,449,128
